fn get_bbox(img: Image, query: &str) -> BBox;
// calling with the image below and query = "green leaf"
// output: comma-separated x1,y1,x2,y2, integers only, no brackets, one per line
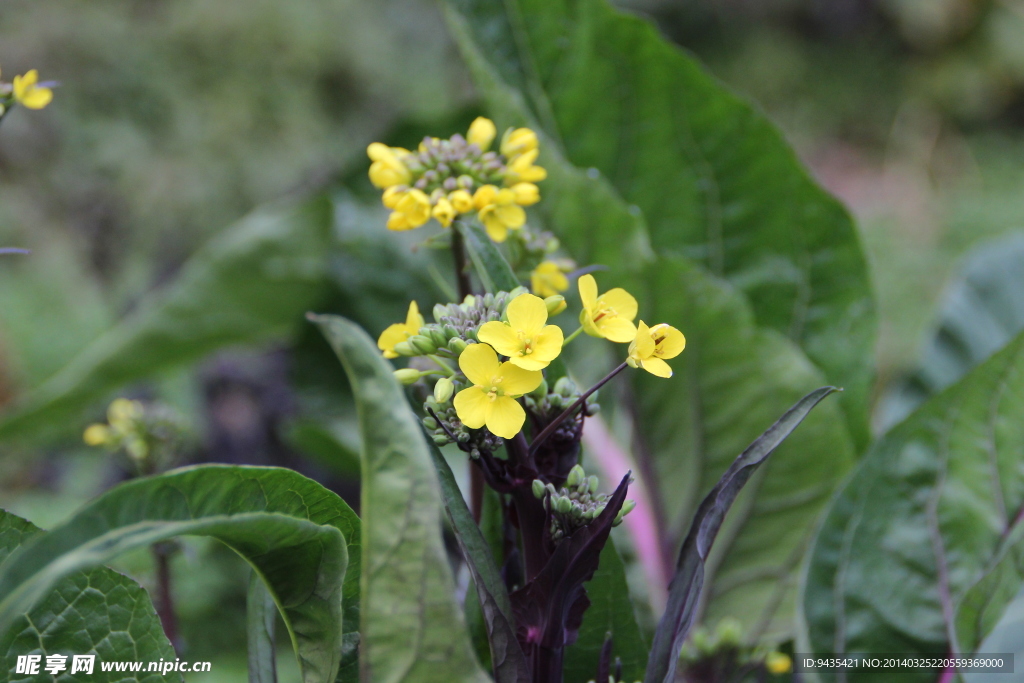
635,259,855,643
0,509,180,683
248,570,278,683
0,195,334,442
456,220,521,293
0,466,360,683
441,0,875,447
645,386,838,683
563,540,648,683
428,442,530,683
878,230,1024,430
312,314,490,683
963,586,1024,683
802,331,1024,681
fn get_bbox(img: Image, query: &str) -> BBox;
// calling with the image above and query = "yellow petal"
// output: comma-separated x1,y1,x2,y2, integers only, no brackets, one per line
449,190,474,213
600,316,639,343
386,211,412,231
506,293,547,334
654,324,685,359
477,321,522,357
640,357,673,378
459,342,501,386
496,204,526,228
578,274,598,311
467,116,497,151
366,142,391,161
599,288,638,321
509,148,539,171
454,387,490,429
486,396,526,439
83,424,111,446
405,301,424,330
20,86,52,110
497,362,543,396
382,187,407,209
510,182,540,206
378,323,411,358
530,326,563,362
473,185,498,210
482,213,509,242
633,320,656,357
502,128,538,158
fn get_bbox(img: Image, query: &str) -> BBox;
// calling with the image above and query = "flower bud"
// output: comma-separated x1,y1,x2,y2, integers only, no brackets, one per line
620,499,636,516
554,377,577,397
544,295,567,316
83,424,111,447
392,341,417,357
529,379,548,400
467,116,497,152
508,285,529,299
587,475,599,493
555,496,573,514
566,464,585,488
408,335,437,355
433,434,451,446
428,327,449,348
422,416,438,430
433,377,455,403
532,480,546,499
448,338,468,355
716,618,742,647
393,368,421,385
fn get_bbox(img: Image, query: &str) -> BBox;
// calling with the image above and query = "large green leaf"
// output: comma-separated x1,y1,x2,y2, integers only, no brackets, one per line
634,259,855,644
248,570,279,683
802,331,1024,681
312,314,489,683
441,0,875,447
563,541,648,683
0,509,179,683
0,466,360,683
0,195,334,441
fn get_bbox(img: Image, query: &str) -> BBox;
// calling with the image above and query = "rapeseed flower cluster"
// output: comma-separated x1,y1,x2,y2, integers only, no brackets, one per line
0,67,54,119
366,117,546,242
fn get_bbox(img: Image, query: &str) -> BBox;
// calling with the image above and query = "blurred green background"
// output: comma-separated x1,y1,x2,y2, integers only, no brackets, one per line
2,0,1023,678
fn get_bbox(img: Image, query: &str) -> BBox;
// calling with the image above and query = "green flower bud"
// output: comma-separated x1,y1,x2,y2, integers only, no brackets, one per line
434,377,454,403
394,368,421,385
529,378,548,400
555,496,572,514
443,324,460,339
508,286,529,299
433,304,447,322
428,327,449,348
422,416,439,430
408,335,437,355
448,338,468,355
554,377,577,397
532,480,546,499
432,434,451,446
716,618,742,647
544,295,567,316
392,341,417,357
619,499,637,516
566,464,585,488
587,475,600,493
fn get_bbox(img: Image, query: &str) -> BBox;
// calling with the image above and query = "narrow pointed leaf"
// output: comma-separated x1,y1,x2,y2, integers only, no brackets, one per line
428,443,530,683
645,386,838,683
457,221,521,293
0,466,359,683
248,570,279,683
312,314,490,683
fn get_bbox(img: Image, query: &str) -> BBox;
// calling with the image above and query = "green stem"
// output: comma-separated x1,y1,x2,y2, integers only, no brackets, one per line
562,326,584,347
428,355,457,376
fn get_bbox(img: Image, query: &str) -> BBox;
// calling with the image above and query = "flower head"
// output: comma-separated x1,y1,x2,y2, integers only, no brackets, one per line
474,185,526,242
367,142,412,189
627,320,685,378
378,301,425,359
578,274,638,343
478,293,563,371
453,343,542,439
530,260,571,298
11,70,53,110
467,116,497,151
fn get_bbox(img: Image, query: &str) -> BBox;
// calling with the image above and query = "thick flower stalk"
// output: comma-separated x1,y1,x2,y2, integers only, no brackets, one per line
366,117,546,242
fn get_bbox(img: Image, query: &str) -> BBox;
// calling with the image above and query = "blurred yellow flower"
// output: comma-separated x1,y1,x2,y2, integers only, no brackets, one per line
627,320,685,378
377,301,425,359
500,127,538,158
505,149,547,184
367,142,412,189
478,293,563,371
432,196,456,227
530,261,570,298
386,188,431,231
448,189,474,213
467,116,497,151
12,70,53,110
578,274,638,342
83,423,112,447
765,653,792,675
474,185,526,242
453,343,542,438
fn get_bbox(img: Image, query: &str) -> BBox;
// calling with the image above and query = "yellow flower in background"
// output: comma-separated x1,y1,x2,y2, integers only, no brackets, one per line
505,149,547,184
500,127,538,158
83,423,112,446
367,142,412,189
765,653,792,675
448,189,474,213
578,274,638,342
386,188,431,231
432,196,456,227
510,182,540,206
467,116,497,151
627,320,685,378
474,185,526,242
378,301,425,359
12,70,53,110
453,343,542,439
530,261,570,298
478,293,563,371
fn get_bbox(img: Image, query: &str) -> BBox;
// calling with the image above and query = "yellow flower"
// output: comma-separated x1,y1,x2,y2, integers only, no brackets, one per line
505,149,547,184
467,116,497,151
501,127,538,158
12,70,53,110
578,274,638,342
627,320,685,378
386,188,432,231
108,398,143,430
765,653,792,675
449,189,473,213
433,197,456,227
478,293,563,371
367,142,412,189
83,423,112,447
377,301,425,359
382,186,406,209
474,185,526,242
530,261,570,298
510,182,540,206
453,343,542,439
